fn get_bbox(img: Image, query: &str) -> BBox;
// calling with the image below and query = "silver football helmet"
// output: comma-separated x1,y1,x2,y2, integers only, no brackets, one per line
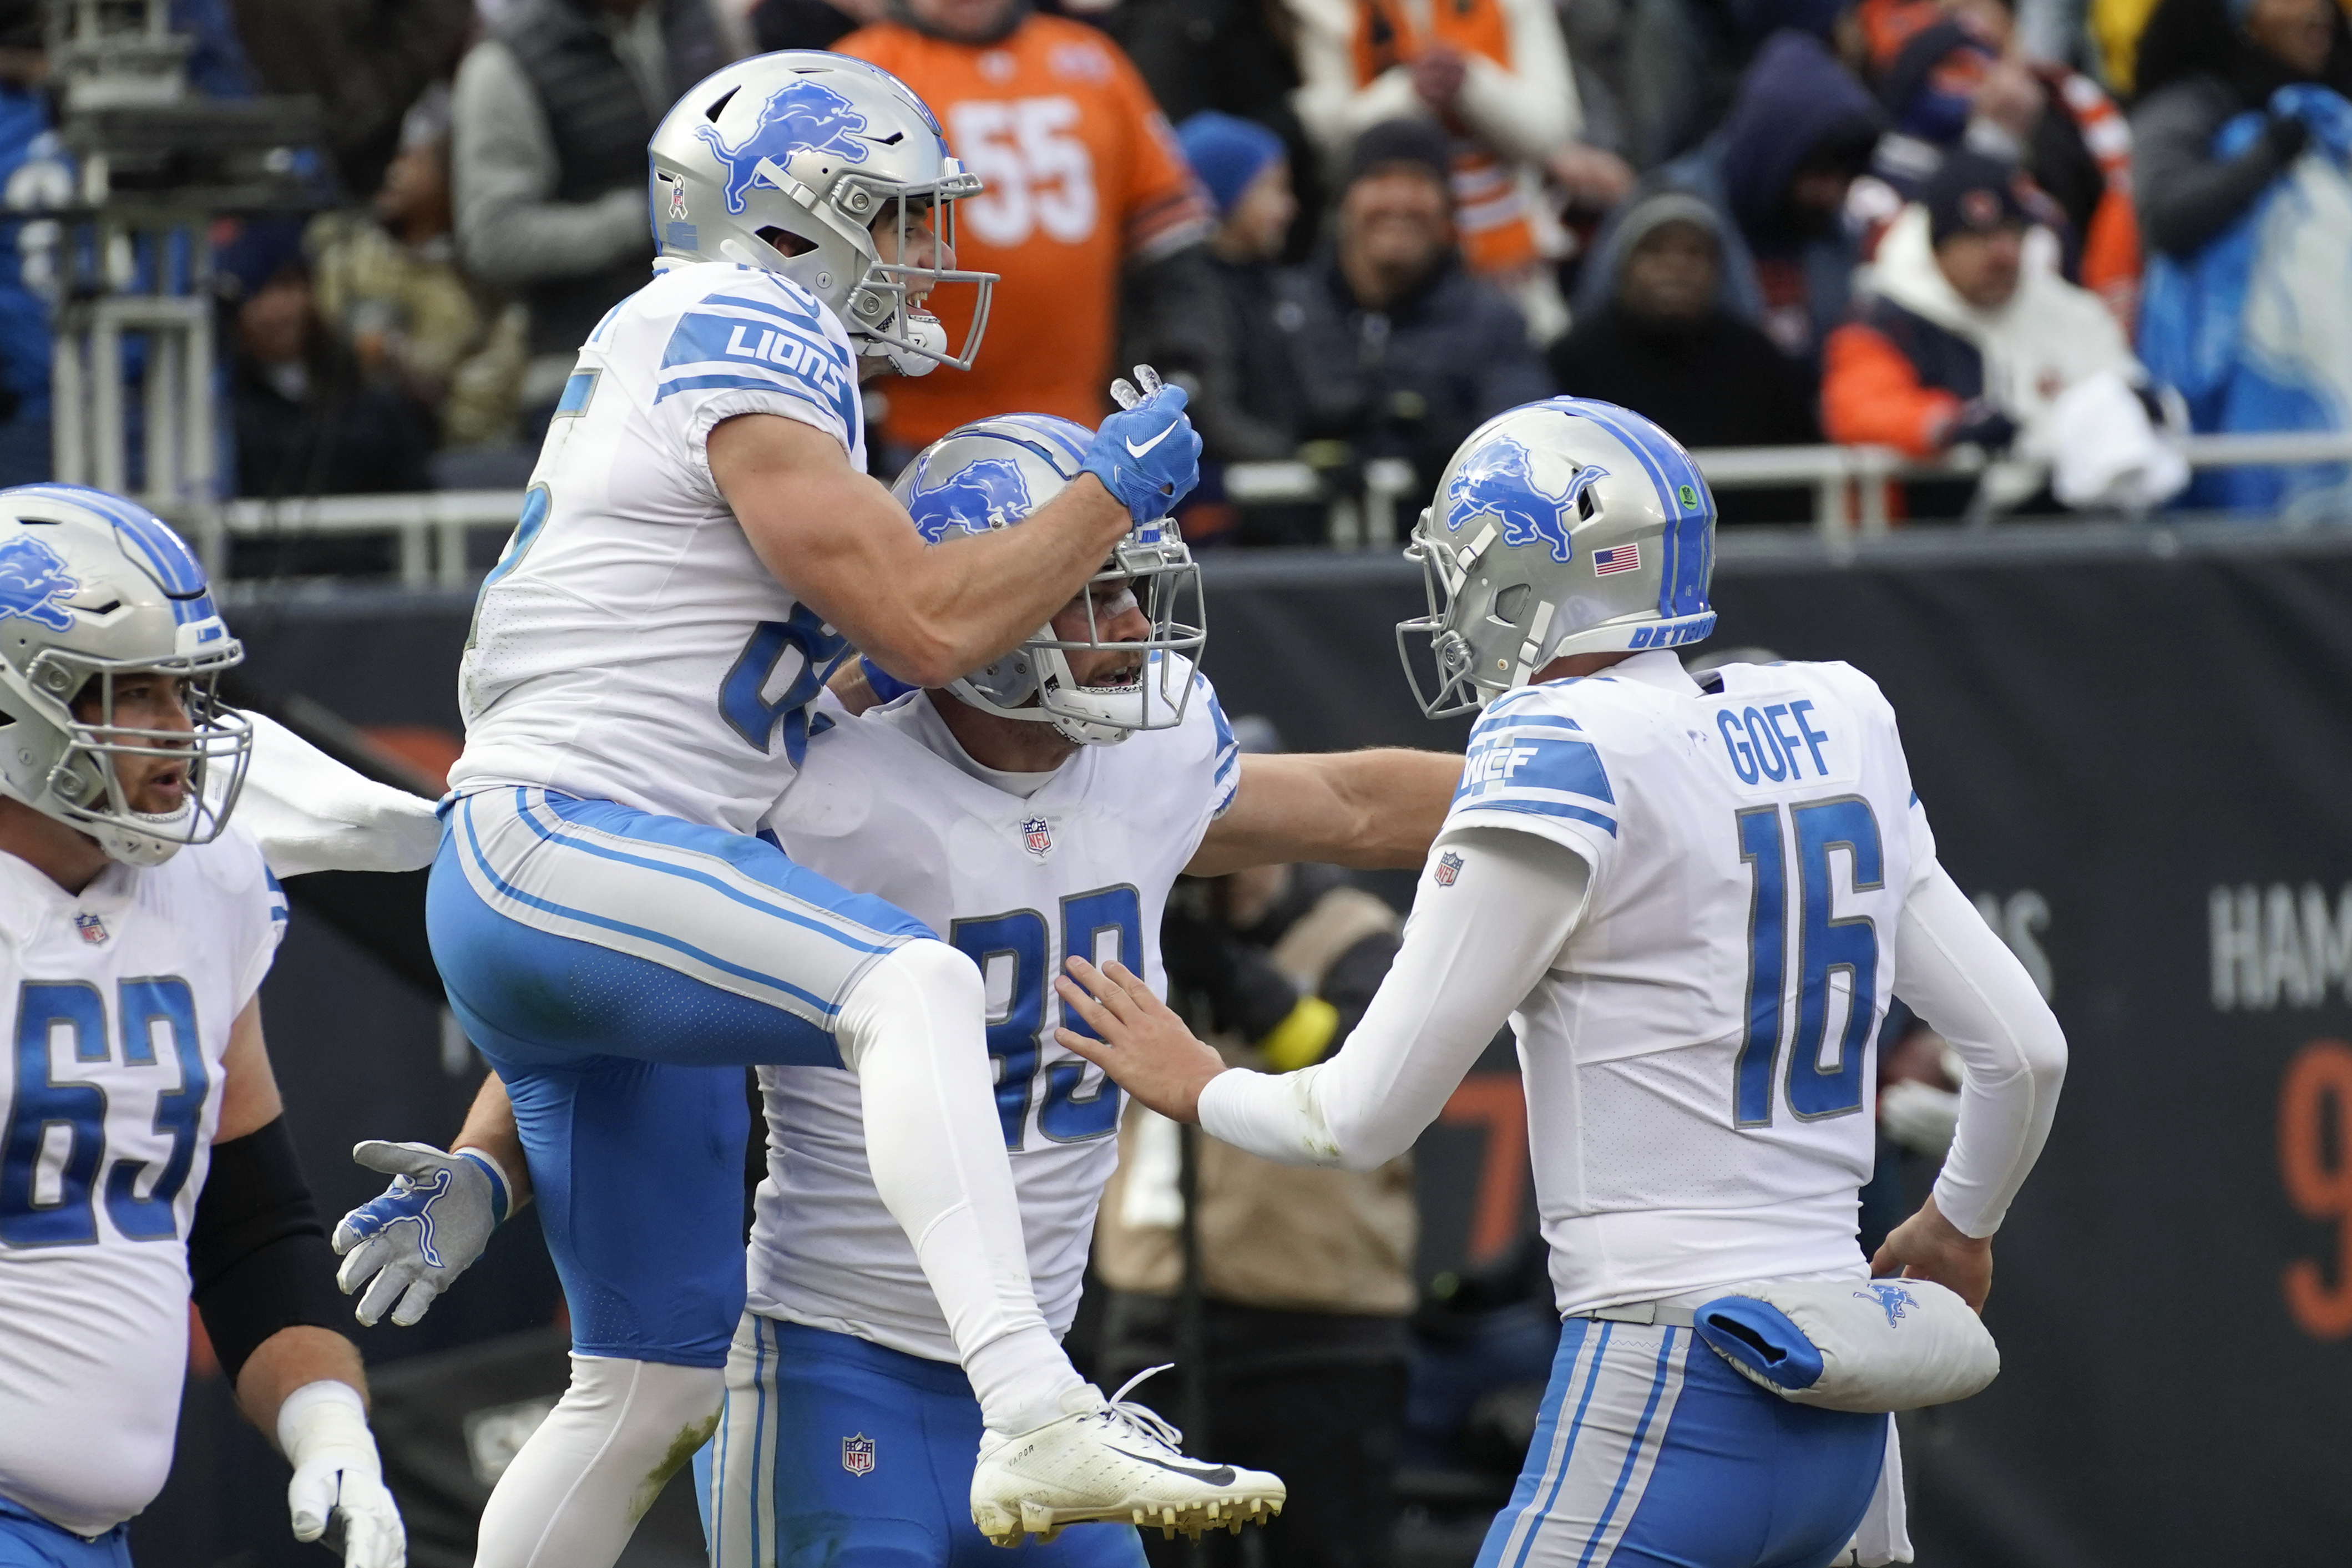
892,414,1204,746
0,484,251,865
1399,397,1718,717
648,51,997,375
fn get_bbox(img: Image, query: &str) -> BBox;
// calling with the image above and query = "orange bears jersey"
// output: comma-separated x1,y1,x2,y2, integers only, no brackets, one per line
837,16,1211,446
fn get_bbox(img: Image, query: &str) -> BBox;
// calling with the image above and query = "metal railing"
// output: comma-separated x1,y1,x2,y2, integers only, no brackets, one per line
170,431,2352,589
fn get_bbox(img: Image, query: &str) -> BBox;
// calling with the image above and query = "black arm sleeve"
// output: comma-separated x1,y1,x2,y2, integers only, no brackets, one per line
189,1115,352,1384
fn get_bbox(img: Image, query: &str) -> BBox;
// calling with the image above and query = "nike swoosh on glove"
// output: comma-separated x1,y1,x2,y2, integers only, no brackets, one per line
280,1382,408,1568
332,1142,509,1327
1080,365,1204,524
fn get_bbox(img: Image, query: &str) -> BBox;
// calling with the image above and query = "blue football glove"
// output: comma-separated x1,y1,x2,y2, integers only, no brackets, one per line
1080,365,1203,524
331,1141,510,1327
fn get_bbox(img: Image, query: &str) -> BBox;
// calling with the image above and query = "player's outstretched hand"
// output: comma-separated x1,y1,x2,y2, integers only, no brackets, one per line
1870,1195,1993,1313
1080,364,1203,525
1054,957,1227,1124
331,1141,510,1327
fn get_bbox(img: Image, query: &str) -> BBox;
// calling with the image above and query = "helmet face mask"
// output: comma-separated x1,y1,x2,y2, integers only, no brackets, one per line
892,416,1206,746
649,53,999,375
1396,398,1719,718
0,484,251,866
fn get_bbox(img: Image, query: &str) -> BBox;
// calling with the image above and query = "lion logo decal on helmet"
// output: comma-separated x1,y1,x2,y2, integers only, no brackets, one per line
1442,438,1608,566
909,457,1032,542
694,79,873,216
0,535,80,633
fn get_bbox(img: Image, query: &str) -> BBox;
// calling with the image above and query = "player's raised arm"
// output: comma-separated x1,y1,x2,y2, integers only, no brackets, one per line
712,373,1201,690
1185,749,1466,878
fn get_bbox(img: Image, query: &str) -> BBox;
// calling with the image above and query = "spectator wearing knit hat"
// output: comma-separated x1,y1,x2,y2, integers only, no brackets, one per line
1163,114,1307,465
1824,151,2183,513
1578,31,1885,367
1267,118,1555,512
1548,191,1822,523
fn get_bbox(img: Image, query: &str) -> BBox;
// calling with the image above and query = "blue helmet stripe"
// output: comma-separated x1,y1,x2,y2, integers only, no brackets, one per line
1548,401,1712,620
4,483,210,596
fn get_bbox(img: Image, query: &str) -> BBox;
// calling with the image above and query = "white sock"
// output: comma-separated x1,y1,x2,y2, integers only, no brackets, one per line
473,1355,722,1568
836,939,1090,1433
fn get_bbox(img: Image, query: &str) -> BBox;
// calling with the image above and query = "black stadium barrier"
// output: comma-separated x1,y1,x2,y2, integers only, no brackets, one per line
134,521,2352,1567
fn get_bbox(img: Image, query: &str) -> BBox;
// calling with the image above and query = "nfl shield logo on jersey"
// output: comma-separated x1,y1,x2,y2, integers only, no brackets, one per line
1021,816,1054,859
1434,851,1463,887
73,912,108,944
842,1433,876,1477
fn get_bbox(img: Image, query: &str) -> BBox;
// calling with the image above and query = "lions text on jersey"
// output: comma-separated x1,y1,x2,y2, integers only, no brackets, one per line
702,669,1237,1568
0,828,284,1537
453,258,865,836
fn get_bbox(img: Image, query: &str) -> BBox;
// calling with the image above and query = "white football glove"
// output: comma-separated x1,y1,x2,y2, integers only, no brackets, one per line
279,1381,407,1568
332,1142,511,1327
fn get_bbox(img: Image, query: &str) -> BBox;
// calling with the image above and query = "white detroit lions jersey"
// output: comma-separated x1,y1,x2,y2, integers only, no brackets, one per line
0,829,285,1536
743,672,1240,1363
452,259,867,835
1446,651,1935,1313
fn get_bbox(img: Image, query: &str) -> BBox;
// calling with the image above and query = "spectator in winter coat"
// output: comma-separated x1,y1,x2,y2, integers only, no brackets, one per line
1122,110,1311,545
2132,0,2352,512
1823,151,2182,513
2133,0,2350,261
1547,192,1820,523
1272,119,1555,515
451,0,735,431
1576,30,1884,366
1284,0,1620,342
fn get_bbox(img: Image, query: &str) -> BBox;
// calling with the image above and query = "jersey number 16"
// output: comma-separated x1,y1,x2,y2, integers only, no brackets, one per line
1733,798,1885,1127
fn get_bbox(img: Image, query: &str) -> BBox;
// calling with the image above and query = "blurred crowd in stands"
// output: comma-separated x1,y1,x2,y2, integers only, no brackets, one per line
0,0,2346,536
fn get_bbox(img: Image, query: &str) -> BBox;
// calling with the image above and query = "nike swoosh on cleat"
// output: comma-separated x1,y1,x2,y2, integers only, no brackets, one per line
1125,425,1175,458
1107,1449,1237,1484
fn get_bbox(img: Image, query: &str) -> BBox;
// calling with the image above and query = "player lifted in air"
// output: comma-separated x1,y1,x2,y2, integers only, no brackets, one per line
341,413,1466,1562
349,49,1252,1568
0,487,405,1568
1059,399,2070,1568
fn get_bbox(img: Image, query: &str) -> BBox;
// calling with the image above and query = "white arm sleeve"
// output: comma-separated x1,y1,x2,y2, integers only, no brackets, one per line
1198,828,1588,1170
1895,863,2069,1238
228,713,443,877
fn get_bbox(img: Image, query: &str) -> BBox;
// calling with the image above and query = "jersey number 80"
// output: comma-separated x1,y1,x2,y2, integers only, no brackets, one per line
950,886,1141,1150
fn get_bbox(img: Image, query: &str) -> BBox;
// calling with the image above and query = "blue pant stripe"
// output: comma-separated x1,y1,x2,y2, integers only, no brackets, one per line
1576,1327,1680,1568
1510,1322,1612,1568
459,793,843,1017
516,788,897,958
750,1316,771,1568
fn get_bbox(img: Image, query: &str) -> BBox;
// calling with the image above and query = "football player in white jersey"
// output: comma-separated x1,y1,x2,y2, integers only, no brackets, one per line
337,413,1464,1564
0,487,404,1568
1055,399,2070,1568
362,48,1244,1568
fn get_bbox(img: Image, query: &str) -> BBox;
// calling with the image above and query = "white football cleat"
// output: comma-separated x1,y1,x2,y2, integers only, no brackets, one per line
969,1368,1286,1546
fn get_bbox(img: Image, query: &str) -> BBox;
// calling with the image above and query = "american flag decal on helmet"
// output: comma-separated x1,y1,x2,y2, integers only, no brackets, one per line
1592,542,1641,575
